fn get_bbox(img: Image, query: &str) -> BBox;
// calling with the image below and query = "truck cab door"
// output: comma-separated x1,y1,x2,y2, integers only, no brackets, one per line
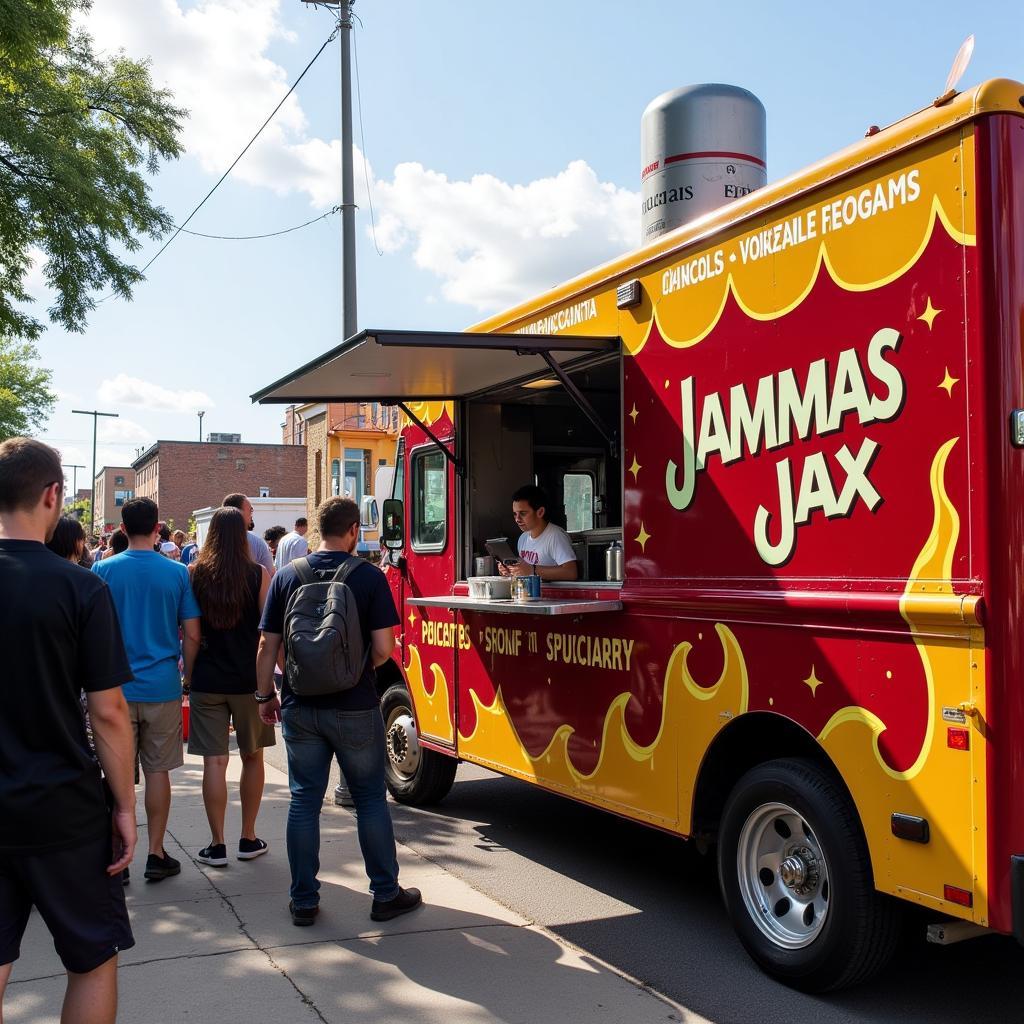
400,432,459,750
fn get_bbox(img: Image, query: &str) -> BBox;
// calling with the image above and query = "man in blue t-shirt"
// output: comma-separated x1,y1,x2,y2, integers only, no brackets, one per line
95,497,201,882
255,497,419,928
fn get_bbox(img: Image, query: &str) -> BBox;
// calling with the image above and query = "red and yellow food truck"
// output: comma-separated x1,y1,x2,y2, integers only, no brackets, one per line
256,79,1024,990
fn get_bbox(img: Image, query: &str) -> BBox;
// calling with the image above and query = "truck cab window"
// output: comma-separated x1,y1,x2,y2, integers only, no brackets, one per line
412,448,446,551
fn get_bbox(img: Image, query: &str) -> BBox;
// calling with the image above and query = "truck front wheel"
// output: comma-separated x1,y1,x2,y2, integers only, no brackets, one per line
717,757,901,992
381,683,457,805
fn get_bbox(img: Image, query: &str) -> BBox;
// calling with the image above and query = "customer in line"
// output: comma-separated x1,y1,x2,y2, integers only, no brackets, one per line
187,507,274,867
223,493,275,575
274,515,309,570
95,497,201,881
255,497,419,927
0,439,136,1024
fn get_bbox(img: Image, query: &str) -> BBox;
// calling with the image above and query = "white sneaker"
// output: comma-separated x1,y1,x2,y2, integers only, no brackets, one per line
334,784,355,808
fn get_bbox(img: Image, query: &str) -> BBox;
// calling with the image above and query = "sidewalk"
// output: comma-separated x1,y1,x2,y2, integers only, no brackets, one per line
7,754,696,1023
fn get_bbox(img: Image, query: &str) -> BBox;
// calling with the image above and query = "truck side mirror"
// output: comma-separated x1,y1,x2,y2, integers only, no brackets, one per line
360,495,379,528
381,498,404,550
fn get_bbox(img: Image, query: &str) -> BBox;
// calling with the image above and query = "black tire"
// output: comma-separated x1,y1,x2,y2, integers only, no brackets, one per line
380,683,457,805
717,757,901,992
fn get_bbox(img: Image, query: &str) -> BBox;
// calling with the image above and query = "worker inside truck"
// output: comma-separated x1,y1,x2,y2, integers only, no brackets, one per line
464,353,622,584
497,484,579,581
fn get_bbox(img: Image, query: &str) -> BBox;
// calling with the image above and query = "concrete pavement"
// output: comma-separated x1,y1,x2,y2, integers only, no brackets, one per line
6,753,696,1023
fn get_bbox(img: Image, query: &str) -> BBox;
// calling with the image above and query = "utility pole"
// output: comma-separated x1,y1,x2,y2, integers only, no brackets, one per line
198,410,205,443
301,0,357,340
339,0,357,340
72,408,119,539
61,463,86,507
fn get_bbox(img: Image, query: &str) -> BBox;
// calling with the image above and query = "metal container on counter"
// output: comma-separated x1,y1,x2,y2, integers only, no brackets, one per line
605,541,624,582
525,573,542,599
474,555,496,576
511,577,530,603
468,576,512,600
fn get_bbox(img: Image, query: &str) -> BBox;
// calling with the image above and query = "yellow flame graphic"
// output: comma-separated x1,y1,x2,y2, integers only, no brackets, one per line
814,437,987,921
400,401,454,428
405,644,453,743
454,624,747,827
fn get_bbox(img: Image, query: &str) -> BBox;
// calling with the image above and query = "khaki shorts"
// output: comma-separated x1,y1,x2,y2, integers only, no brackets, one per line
187,691,277,757
128,699,184,774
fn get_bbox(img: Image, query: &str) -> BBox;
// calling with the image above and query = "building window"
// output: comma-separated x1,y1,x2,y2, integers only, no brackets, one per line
114,489,133,507
343,448,366,503
411,447,446,552
259,486,270,498
331,458,341,497
314,450,322,506
114,475,124,486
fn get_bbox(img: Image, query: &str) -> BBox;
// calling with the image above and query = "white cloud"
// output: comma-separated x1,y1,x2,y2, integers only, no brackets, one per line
98,374,213,413
86,1,639,313
88,0,346,208
97,416,155,445
373,160,638,311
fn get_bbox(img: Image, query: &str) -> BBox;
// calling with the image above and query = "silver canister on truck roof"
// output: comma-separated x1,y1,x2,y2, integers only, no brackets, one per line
641,83,766,243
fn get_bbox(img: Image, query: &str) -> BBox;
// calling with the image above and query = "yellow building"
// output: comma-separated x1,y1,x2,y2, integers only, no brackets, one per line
282,402,399,542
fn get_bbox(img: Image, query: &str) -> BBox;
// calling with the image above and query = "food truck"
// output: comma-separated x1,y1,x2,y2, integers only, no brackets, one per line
255,80,1024,990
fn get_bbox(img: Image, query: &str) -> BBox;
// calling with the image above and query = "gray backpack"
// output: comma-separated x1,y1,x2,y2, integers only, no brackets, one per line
283,557,369,697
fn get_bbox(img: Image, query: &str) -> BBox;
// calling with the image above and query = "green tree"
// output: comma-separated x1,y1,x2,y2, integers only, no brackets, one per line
0,335,55,438
0,0,186,342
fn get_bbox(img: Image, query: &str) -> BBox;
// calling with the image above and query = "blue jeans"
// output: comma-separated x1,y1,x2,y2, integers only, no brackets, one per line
281,704,400,908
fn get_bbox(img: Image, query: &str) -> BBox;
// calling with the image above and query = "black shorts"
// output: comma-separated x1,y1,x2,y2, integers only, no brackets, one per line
0,832,135,974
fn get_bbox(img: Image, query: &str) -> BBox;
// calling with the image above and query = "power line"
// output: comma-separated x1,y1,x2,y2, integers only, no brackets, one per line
174,206,341,241
100,23,340,299
352,17,383,256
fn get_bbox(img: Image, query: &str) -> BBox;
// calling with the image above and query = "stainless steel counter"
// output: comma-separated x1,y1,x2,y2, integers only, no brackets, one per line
407,595,622,616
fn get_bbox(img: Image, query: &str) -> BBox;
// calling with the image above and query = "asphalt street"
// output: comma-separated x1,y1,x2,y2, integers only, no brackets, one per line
263,747,1023,1023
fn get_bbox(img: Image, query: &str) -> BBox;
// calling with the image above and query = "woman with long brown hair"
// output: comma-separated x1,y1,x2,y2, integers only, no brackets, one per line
186,506,273,866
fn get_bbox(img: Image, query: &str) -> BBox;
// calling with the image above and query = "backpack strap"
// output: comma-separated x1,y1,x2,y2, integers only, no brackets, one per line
290,557,317,585
331,555,368,586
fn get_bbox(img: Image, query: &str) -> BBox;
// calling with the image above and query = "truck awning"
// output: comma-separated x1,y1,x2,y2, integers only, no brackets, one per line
251,329,621,405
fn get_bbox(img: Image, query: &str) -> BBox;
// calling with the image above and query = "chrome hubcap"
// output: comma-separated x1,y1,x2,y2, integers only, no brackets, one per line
386,708,420,779
736,802,830,949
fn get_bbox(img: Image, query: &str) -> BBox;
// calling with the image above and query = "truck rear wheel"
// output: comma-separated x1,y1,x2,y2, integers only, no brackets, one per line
717,757,901,992
381,683,457,805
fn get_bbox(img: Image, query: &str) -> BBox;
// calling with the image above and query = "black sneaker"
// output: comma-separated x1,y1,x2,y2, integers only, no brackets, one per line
197,843,228,867
144,851,181,881
370,886,423,922
122,866,130,886
238,837,268,861
289,900,319,927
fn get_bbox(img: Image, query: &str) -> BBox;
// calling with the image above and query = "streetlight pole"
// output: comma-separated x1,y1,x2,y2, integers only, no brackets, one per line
72,408,119,539
198,410,205,443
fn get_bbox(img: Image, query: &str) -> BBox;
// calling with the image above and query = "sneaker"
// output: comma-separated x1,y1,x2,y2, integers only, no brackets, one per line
370,886,423,922
197,843,228,867
237,837,268,861
122,866,130,886
144,851,181,882
289,900,319,927
334,784,355,808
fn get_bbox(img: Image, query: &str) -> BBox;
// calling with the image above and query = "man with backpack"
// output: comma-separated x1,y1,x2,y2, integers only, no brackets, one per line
255,496,419,927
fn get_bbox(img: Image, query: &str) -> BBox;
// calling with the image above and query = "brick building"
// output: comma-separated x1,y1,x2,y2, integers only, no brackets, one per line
132,440,306,531
92,466,135,533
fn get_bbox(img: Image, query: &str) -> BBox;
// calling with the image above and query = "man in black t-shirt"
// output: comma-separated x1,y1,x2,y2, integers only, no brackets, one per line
0,439,136,1024
256,496,422,927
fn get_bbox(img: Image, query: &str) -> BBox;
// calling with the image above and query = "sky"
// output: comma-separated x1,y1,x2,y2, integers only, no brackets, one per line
26,0,1021,485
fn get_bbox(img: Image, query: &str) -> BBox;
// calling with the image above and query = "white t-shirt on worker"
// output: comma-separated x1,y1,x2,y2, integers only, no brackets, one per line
517,522,576,567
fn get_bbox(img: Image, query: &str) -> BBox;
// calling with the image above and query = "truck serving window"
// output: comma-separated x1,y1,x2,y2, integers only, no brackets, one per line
412,448,446,552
